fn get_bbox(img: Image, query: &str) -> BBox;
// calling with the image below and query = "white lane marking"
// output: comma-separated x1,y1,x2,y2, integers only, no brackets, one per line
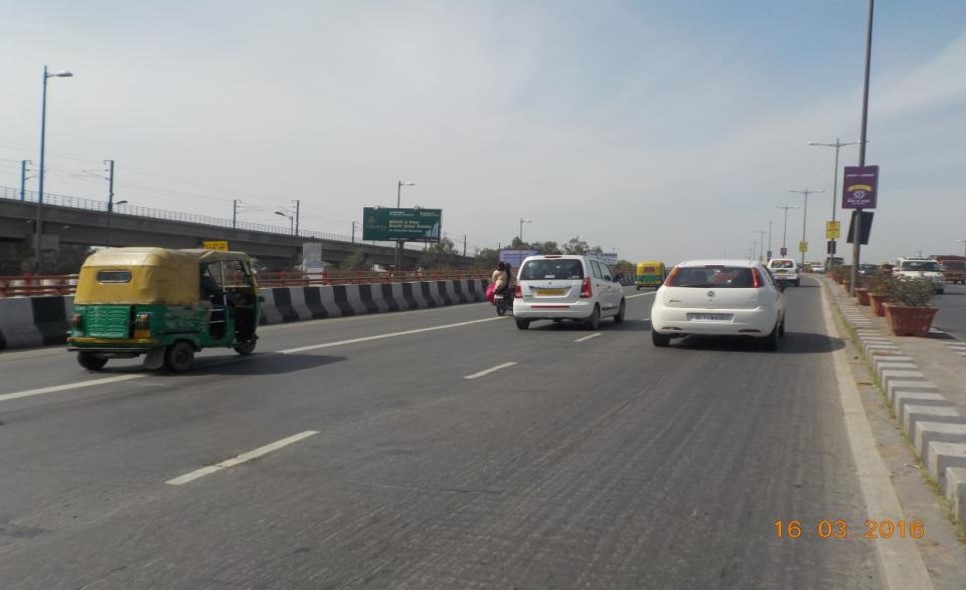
279,317,503,354
575,333,602,342
166,430,320,486
821,283,933,589
626,292,656,299
0,374,146,403
464,362,517,380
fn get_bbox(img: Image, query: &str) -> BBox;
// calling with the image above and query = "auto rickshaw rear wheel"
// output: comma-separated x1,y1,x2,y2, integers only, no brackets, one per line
77,352,108,371
163,341,195,373
234,339,257,356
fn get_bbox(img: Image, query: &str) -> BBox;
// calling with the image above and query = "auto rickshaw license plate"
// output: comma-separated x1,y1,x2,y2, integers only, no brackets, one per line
536,288,566,296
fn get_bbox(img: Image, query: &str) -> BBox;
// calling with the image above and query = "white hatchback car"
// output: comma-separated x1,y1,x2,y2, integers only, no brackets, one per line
650,259,786,350
512,254,626,330
767,258,800,286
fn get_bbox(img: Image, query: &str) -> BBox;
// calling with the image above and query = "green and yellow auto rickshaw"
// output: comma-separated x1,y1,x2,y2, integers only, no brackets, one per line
68,247,260,373
635,260,666,290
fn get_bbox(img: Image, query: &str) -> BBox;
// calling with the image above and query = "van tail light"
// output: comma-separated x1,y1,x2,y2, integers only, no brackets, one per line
514,283,522,297
580,277,593,298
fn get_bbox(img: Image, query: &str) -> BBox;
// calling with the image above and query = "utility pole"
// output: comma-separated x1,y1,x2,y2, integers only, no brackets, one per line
232,199,239,229
789,188,824,267
852,0,875,296
753,230,765,261
351,221,356,243
105,160,116,212
20,160,31,201
767,220,774,259
294,199,300,237
463,234,467,257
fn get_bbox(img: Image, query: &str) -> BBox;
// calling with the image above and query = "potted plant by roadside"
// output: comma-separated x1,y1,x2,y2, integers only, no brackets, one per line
867,271,893,316
883,277,938,337
855,277,871,305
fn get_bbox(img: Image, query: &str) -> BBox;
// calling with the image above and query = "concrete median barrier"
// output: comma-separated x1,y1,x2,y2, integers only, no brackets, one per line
0,279,489,350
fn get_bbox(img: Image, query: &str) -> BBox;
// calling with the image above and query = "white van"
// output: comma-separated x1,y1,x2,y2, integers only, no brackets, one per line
767,258,800,287
512,254,626,330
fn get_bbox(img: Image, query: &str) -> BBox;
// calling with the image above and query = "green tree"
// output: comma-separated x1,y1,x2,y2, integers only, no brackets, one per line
341,248,369,271
474,247,499,269
562,237,590,255
537,241,560,254
419,237,460,270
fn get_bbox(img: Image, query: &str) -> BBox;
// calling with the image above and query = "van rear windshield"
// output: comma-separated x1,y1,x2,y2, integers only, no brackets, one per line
666,266,757,288
96,270,132,283
768,260,795,269
520,259,584,280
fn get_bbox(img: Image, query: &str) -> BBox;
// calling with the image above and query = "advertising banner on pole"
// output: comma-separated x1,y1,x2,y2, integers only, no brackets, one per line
842,165,879,209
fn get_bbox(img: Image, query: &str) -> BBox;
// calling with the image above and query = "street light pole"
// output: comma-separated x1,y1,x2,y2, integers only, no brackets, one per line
35,65,73,273
753,230,765,261
775,205,799,255
767,220,774,259
395,181,415,271
519,218,531,243
808,138,861,267
789,188,824,267
852,0,875,296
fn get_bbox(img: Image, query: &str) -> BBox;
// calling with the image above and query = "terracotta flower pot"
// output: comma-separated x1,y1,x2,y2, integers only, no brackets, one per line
883,303,938,337
869,293,887,317
856,288,870,305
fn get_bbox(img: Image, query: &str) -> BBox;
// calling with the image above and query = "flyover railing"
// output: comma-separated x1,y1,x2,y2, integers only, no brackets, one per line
0,185,426,250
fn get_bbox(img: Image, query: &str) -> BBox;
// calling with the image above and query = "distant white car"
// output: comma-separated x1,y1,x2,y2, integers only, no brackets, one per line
650,259,786,350
512,254,626,330
767,258,800,287
893,257,945,294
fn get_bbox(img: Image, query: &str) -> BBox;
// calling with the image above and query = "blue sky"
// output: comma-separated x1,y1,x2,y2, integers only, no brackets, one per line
1,0,964,264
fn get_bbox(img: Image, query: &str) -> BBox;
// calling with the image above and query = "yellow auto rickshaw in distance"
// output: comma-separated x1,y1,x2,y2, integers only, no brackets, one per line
68,247,260,373
635,260,666,290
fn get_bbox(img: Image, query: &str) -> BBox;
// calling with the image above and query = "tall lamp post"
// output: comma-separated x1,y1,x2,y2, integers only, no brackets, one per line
275,210,295,234
775,204,800,256
35,66,73,273
106,200,128,247
395,181,415,271
789,188,824,267
807,138,861,268
767,220,774,259
519,218,532,243
753,230,765,261
852,0,875,296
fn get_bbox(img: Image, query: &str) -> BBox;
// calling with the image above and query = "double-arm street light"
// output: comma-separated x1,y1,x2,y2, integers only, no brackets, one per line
789,188,824,267
519,218,532,243
807,138,862,267
775,204,799,255
35,65,73,273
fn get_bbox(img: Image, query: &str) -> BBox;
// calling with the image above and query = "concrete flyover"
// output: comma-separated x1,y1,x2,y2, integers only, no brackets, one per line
0,187,469,270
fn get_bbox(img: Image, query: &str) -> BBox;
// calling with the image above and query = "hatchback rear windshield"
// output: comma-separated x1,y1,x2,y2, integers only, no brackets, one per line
768,260,795,269
520,259,584,280
666,266,758,288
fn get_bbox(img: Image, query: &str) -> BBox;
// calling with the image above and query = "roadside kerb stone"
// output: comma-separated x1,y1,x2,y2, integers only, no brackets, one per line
914,422,966,465
875,361,918,384
946,468,966,525
903,405,965,434
887,380,941,405
927,443,966,490
894,391,949,419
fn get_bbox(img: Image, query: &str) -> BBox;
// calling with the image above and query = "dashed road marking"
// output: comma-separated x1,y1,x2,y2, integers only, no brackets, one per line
575,333,602,342
0,374,146,404
279,317,503,354
464,362,517,380
166,430,320,486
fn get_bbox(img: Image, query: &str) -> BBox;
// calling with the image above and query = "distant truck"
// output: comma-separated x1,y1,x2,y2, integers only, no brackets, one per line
935,255,966,285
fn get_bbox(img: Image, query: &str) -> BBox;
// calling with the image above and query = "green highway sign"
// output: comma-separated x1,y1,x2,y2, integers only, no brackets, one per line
362,207,442,242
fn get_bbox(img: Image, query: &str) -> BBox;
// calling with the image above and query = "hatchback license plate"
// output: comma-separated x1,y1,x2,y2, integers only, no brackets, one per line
535,288,566,296
687,313,731,322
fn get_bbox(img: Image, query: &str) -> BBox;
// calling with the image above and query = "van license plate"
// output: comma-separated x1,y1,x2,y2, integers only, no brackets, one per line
536,288,566,296
687,313,731,322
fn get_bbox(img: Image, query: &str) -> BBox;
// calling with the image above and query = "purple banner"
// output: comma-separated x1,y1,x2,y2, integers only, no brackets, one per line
842,165,879,209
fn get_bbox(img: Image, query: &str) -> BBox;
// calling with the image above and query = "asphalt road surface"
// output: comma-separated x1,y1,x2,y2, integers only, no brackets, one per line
934,283,966,340
0,282,886,589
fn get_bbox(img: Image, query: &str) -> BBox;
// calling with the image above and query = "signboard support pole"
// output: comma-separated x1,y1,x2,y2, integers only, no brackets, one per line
852,0,874,297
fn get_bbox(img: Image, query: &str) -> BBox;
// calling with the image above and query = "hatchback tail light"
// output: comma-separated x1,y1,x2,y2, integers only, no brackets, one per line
580,277,593,298
514,283,522,297
752,268,764,288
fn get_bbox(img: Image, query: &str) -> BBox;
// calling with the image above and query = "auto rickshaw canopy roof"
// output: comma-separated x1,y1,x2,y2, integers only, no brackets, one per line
636,260,665,273
74,247,253,306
